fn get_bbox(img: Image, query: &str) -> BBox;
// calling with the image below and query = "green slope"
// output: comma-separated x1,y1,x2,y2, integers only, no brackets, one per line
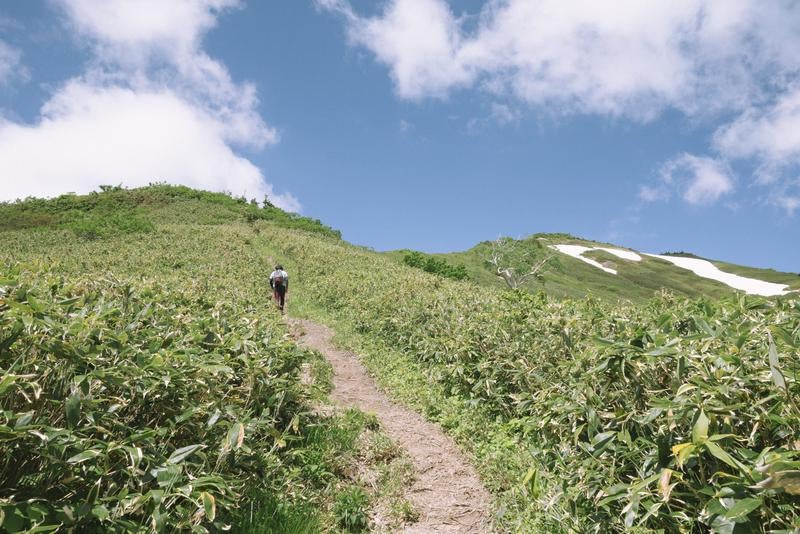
0,186,387,532
391,234,799,302
3,186,799,532
259,220,800,532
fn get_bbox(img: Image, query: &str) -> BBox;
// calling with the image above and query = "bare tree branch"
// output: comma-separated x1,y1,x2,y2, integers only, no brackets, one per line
487,237,555,289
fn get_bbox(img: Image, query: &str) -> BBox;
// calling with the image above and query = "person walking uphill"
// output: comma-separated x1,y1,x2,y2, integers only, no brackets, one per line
269,264,289,313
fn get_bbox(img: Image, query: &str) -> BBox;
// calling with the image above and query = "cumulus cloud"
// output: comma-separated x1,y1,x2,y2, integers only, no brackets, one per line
56,0,236,54
53,0,276,147
0,82,299,211
707,87,800,213
0,0,294,210
327,0,468,100
654,154,734,205
713,87,800,174
322,0,800,214
321,0,800,119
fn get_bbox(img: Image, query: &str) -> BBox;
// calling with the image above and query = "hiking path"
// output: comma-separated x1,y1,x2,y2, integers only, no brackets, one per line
291,318,492,533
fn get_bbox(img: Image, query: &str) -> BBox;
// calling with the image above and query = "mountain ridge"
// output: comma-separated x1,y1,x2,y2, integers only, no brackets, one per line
4,185,796,303
392,233,799,303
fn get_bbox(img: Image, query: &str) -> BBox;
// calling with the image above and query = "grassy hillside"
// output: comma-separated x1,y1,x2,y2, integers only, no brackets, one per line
0,186,392,532
265,231,800,532
0,183,340,238
3,186,799,532
712,259,800,287
407,234,800,302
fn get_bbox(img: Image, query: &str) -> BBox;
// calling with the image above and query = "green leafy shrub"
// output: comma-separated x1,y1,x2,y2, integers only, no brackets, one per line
403,251,468,280
65,211,155,239
0,184,340,238
245,207,341,239
0,265,305,531
267,228,800,532
333,486,370,532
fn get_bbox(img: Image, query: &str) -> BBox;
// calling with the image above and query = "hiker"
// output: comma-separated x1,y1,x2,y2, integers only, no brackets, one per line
269,264,289,312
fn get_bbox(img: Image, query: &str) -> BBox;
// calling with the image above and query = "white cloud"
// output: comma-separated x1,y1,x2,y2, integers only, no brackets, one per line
321,0,800,119
337,0,469,100
658,154,734,205
489,102,519,125
56,0,237,53
54,0,276,148
0,1,295,210
708,87,800,214
774,196,800,216
639,184,670,203
0,40,26,85
323,0,800,214
0,82,299,211
713,87,800,171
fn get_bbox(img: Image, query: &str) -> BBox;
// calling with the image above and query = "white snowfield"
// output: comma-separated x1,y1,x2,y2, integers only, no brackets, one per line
644,254,792,297
550,243,793,297
549,244,642,275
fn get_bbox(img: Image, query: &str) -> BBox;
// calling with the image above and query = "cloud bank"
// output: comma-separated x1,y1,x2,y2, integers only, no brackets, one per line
0,0,298,211
321,0,800,213
323,0,799,117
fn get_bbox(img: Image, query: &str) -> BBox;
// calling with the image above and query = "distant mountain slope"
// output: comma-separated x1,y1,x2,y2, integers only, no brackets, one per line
397,234,799,302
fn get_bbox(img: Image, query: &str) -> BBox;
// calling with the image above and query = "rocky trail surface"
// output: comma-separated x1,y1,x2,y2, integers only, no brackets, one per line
292,319,492,533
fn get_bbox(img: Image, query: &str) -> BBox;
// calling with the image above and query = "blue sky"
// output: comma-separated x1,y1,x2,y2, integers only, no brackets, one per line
0,1,798,271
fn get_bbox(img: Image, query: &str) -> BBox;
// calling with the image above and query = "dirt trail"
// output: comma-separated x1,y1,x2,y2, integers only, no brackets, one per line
292,319,492,533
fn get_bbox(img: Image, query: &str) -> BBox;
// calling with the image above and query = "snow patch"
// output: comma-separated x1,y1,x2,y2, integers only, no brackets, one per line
550,243,793,296
550,244,642,275
644,254,792,297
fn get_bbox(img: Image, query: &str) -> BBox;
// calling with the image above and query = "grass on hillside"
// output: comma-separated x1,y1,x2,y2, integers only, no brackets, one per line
4,186,799,532
0,186,406,532
713,260,800,290
0,184,340,239
418,234,798,303
261,223,800,533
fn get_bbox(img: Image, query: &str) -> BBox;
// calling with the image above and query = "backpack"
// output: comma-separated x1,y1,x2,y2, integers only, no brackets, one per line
273,272,285,287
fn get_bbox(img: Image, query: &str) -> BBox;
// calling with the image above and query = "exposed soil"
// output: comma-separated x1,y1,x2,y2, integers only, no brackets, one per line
292,319,492,533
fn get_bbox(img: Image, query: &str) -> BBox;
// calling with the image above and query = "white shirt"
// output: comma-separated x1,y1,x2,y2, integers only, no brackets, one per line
269,269,288,282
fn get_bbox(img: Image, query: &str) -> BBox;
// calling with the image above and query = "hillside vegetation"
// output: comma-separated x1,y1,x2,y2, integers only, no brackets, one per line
2,186,799,532
0,183,340,239
421,235,800,302
0,186,385,532
266,228,800,531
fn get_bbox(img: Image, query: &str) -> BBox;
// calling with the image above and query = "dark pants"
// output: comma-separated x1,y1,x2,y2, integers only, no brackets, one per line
273,285,286,311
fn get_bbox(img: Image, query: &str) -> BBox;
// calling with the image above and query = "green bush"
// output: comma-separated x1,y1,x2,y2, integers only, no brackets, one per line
0,184,340,238
65,211,155,239
333,486,370,532
0,265,305,531
403,251,468,281
269,228,800,532
244,207,341,239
